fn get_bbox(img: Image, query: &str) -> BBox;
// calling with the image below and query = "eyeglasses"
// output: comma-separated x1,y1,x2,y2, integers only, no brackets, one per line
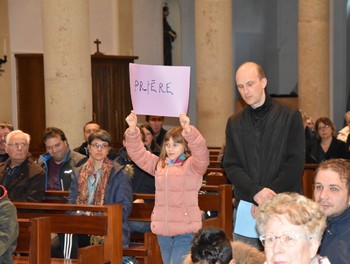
90,143,109,150
318,125,330,131
259,234,306,247
7,142,29,149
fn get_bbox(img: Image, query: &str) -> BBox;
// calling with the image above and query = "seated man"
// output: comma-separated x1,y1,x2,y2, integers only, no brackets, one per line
0,130,45,202
0,121,14,163
146,115,167,146
74,121,118,160
0,184,18,263
38,127,87,190
314,158,350,264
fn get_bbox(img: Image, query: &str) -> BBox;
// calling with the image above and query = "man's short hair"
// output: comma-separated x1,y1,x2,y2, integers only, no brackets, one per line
145,115,165,122
315,159,350,194
0,122,14,131
42,127,67,144
190,227,232,264
83,121,101,132
6,130,31,144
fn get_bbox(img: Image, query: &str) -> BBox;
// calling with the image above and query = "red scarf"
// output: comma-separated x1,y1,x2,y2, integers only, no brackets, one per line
76,157,113,205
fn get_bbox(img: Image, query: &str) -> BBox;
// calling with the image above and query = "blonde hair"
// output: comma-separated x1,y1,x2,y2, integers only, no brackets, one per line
256,192,326,242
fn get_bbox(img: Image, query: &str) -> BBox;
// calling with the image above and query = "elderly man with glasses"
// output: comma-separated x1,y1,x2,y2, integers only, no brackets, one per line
0,130,45,202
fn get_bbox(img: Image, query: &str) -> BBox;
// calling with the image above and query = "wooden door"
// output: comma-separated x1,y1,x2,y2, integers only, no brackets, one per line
91,55,137,149
15,54,46,157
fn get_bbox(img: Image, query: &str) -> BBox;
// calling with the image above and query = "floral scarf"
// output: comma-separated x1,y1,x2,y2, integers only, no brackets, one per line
76,157,113,205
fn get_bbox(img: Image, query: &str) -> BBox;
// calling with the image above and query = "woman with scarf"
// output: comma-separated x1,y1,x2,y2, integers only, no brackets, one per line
58,129,134,263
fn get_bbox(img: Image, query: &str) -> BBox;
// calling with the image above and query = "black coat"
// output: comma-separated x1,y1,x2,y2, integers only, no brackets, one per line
305,136,349,164
223,94,305,204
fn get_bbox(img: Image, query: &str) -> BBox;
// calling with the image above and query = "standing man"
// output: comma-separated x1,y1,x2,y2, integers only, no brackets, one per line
314,158,350,264
0,130,45,202
223,62,304,247
146,115,167,147
74,121,117,160
38,127,87,190
0,122,14,163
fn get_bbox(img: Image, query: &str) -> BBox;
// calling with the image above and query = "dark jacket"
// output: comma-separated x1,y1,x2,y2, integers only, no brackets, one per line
305,137,349,164
73,141,118,160
223,94,305,204
0,153,9,163
155,128,167,147
0,157,46,202
115,147,155,196
319,207,350,264
38,149,87,190
0,185,18,264
68,161,133,248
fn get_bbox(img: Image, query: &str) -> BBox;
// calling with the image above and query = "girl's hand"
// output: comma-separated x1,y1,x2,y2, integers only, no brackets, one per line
125,110,138,132
179,113,191,132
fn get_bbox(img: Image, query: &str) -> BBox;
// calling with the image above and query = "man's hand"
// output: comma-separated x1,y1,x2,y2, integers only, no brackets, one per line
125,110,138,132
253,187,276,205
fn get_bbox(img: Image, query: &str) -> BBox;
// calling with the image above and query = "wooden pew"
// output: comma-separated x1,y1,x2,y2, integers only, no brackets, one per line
15,217,51,264
302,164,318,199
204,168,227,185
127,183,233,262
43,190,69,203
13,203,122,264
27,184,233,263
199,184,233,240
209,160,223,168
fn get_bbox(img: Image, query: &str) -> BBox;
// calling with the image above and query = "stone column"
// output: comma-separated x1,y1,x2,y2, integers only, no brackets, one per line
298,0,330,120
194,0,233,147
115,0,133,55
41,0,92,147
0,0,12,123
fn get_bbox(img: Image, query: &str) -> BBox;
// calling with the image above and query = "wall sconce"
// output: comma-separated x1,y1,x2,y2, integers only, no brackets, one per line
0,55,7,76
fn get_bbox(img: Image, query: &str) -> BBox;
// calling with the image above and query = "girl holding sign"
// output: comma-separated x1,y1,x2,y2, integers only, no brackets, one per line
125,110,209,264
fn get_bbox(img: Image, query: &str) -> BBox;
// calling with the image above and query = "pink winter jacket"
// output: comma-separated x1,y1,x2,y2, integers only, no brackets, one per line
125,125,209,236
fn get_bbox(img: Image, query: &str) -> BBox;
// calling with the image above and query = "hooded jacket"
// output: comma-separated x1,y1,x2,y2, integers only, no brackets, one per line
0,185,18,264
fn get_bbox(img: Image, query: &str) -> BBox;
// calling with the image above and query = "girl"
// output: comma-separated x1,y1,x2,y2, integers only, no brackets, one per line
125,111,209,264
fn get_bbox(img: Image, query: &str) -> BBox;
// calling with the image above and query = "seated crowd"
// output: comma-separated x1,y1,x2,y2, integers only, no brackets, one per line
1,112,350,264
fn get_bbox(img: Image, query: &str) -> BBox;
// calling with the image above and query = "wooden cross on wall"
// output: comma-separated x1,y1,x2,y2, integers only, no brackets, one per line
94,38,103,55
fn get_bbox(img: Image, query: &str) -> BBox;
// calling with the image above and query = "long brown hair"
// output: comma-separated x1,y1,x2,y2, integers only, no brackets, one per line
158,126,191,168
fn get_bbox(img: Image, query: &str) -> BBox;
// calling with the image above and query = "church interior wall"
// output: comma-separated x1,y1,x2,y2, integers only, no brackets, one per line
2,0,349,135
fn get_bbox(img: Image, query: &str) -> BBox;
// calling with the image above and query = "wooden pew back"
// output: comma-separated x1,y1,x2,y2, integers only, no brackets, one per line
302,164,318,199
13,203,122,264
15,217,51,264
129,184,233,239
